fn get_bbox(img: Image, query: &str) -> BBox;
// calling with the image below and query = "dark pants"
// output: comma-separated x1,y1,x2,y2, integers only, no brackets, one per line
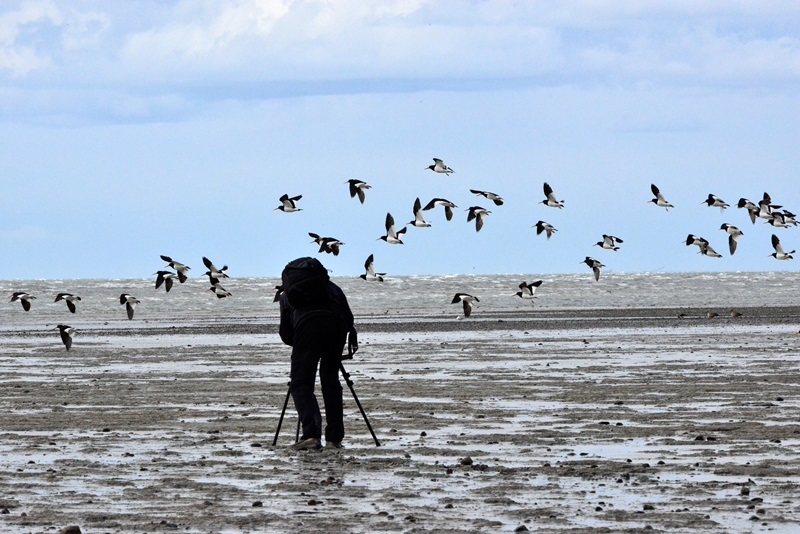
290,314,345,443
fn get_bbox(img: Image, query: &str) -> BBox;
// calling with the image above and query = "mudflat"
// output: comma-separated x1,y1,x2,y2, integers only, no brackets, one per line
1,306,799,533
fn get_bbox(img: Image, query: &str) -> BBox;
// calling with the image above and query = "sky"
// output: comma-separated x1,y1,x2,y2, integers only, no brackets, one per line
2,0,800,280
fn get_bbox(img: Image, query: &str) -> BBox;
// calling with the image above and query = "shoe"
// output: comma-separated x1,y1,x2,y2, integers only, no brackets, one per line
289,437,321,451
325,441,343,449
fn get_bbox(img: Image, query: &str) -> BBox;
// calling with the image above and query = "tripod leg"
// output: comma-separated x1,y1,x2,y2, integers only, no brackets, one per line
272,381,292,447
340,362,381,447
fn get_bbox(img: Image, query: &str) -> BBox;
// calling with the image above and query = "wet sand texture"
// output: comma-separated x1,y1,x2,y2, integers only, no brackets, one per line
1,306,800,532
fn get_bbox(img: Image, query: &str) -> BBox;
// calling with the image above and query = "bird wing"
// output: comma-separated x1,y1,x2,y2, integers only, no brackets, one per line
60,327,73,350
462,299,472,317
772,234,783,254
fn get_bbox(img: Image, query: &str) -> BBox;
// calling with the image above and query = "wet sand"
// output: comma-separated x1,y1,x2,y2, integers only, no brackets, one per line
1,306,800,533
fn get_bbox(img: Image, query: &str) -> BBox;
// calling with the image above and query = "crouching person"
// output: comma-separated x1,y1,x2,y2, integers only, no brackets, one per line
279,257,358,450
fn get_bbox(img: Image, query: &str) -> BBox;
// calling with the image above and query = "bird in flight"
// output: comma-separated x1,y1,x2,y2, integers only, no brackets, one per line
346,179,371,204
54,292,81,313
533,221,557,239
56,324,76,351
649,183,673,210
451,293,479,318
422,198,457,221
10,292,35,311
360,254,385,282
119,294,140,320
466,206,491,232
541,182,564,208
275,194,302,213
378,212,407,244
426,158,454,175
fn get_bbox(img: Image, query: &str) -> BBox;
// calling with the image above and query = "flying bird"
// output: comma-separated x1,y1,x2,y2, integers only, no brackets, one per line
541,182,564,208
685,234,722,258
379,212,407,244
533,220,557,239
10,292,35,311
154,270,179,292
309,232,344,255
426,158,454,175
54,292,81,313
737,198,759,224
202,256,229,283
119,294,140,320
649,183,673,210
346,179,371,204
514,280,543,301
581,257,605,281
466,206,491,232
720,223,743,255
595,234,623,251
771,234,795,260
359,254,385,282
160,255,190,283
408,198,431,228
56,324,76,351
422,198,457,221
703,194,730,210
451,293,479,318
208,283,232,298
469,189,504,206
275,193,302,213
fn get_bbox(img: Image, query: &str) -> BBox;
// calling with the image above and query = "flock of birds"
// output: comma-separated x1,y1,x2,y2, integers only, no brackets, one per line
8,254,236,351
8,157,799,344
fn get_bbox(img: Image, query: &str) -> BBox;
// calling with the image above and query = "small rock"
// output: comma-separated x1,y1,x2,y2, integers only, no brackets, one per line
307,499,320,506
515,526,529,532
643,504,655,511
420,431,427,437
252,501,263,507
60,527,82,534
460,456,473,466
694,435,705,441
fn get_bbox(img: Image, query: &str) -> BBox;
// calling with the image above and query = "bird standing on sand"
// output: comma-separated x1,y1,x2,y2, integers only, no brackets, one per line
154,270,179,292
422,198,457,221
451,293,479,318
360,254,385,282
54,292,81,313
379,213,407,244
56,324,76,351
346,179,371,204
275,193,302,212
582,257,605,281
533,220,557,239
515,280,543,302
720,224,743,255
703,194,730,210
408,198,431,228
10,292,35,311
470,189,504,206
160,255,190,283
466,206,491,232
771,234,795,260
309,233,344,255
595,235,623,251
119,294,140,320
426,158,454,175
649,184,673,210
541,182,564,208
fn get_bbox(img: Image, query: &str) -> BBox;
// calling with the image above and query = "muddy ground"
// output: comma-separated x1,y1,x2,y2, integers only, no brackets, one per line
1,306,799,533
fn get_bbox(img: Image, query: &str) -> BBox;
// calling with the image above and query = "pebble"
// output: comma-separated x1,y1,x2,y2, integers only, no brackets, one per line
252,501,263,507
460,456,473,466
60,528,81,534
643,504,655,511
515,526,529,532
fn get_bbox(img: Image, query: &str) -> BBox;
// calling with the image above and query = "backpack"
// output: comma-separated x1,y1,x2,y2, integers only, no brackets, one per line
281,257,331,308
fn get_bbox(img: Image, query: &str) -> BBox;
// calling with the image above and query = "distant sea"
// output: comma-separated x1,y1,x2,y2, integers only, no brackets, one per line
1,271,797,329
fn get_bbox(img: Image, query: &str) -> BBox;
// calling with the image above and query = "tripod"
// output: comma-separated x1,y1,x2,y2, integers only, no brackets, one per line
272,361,381,447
